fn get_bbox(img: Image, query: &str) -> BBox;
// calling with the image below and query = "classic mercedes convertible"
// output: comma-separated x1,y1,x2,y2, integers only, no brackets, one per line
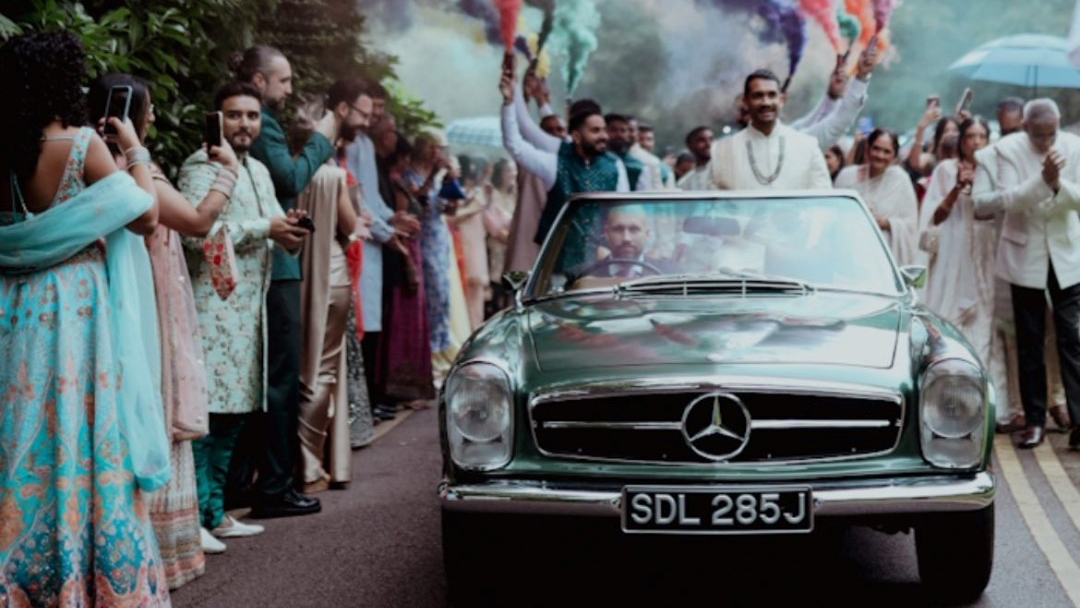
438,191,995,605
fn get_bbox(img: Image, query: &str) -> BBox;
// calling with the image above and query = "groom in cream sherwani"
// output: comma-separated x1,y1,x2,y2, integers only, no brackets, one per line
973,99,1080,450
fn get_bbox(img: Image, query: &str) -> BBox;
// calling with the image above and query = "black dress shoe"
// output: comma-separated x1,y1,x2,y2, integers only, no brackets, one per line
249,489,322,519
1019,426,1045,449
1070,426,1080,450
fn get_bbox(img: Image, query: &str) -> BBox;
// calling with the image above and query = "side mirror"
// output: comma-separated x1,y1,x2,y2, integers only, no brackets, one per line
899,265,927,289
503,270,530,291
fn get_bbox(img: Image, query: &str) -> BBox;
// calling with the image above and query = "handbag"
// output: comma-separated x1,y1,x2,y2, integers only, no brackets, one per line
202,225,238,299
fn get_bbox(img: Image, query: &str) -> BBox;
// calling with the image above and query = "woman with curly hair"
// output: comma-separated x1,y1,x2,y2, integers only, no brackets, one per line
0,32,170,605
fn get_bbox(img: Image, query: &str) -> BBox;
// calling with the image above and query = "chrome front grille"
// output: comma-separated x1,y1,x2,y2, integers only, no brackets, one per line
530,386,903,465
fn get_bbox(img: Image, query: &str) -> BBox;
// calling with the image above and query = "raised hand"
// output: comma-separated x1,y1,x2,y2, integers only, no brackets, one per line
1043,150,1065,190
856,39,879,81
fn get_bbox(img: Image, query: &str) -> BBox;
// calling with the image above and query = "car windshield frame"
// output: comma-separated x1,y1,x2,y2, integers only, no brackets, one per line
523,192,908,301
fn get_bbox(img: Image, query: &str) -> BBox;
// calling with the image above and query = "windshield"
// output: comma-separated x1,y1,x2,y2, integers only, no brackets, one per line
529,196,904,297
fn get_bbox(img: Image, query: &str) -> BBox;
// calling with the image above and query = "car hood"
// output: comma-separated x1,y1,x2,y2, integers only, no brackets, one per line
526,292,902,372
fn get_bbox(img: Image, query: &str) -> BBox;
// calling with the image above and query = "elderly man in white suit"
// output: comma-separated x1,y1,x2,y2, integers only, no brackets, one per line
973,99,1080,450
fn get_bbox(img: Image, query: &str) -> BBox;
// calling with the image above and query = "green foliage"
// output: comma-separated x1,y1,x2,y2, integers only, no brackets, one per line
2,0,267,175
1,0,438,175
257,0,439,136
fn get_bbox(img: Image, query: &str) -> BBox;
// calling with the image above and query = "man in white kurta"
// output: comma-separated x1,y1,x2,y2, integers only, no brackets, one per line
708,70,832,191
972,99,1080,449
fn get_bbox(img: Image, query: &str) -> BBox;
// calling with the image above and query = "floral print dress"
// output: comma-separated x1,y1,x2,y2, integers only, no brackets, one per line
0,127,171,606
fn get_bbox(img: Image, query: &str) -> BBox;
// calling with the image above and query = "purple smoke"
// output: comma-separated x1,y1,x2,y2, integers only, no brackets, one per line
459,0,502,45
756,0,807,81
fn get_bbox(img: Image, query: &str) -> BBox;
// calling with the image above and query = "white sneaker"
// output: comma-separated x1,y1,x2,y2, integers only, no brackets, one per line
200,527,227,554
211,515,265,538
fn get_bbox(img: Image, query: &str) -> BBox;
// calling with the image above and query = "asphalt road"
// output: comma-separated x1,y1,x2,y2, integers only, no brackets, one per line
172,408,1080,608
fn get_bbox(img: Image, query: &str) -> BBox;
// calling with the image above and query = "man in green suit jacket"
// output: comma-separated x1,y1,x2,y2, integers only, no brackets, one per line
231,45,344,518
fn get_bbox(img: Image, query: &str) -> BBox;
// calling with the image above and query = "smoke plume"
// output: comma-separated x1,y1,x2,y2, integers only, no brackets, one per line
549,0,602,95
800,0,843,52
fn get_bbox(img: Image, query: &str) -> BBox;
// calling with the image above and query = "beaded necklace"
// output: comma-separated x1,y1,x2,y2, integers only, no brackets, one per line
747,135,786,186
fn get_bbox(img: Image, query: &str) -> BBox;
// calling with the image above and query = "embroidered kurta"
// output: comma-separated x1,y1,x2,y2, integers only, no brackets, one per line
180,151,285,414
708,122,832,191
835,164,919,266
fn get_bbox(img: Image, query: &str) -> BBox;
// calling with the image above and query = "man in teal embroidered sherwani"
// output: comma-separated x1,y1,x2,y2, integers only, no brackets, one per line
231,45,347,519
605,113,648,192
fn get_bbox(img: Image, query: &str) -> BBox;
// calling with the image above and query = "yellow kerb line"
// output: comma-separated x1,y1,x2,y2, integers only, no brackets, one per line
1034,442,1080,537
994,435,1080,607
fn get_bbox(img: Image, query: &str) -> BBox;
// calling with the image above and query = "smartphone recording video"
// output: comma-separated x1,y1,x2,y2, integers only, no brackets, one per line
103,85,133,138
204,111,223,149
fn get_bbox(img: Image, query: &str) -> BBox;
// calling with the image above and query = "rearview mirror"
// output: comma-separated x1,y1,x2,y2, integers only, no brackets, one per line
503,271,530,291
683,216,741,237
899,265,927,289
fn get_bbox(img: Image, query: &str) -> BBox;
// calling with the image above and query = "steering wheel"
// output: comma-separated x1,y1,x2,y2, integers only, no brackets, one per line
578,257,663,279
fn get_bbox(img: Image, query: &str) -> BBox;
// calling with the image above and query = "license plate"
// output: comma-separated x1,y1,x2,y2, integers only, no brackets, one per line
621,486,813,535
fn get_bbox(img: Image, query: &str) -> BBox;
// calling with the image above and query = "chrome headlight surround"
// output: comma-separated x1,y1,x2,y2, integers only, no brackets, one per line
445,361,514,471
919,358,987,469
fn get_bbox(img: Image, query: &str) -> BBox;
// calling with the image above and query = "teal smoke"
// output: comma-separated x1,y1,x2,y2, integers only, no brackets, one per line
549,0,602,95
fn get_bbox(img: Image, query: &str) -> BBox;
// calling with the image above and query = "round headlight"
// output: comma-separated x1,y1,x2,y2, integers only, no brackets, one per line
447,363,512,443
922,360,985,439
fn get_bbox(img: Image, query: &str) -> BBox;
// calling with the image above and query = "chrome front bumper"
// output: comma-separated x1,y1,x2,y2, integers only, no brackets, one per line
439,471,995,517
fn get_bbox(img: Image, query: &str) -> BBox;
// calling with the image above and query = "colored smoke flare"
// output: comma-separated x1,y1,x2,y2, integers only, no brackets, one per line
843,0,882,51
871,0,895,32
459,0,502,45
758,0,808,86
496,0,523,48
799,0,843,53
550,0,602,95
837,4,861,51
525,0,556,53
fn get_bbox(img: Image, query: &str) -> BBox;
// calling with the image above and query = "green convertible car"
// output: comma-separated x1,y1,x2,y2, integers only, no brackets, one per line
438,191,995,604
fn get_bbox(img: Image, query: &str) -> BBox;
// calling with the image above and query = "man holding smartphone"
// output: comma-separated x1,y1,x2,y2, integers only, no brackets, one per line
180,81,313,545
229,45,351,519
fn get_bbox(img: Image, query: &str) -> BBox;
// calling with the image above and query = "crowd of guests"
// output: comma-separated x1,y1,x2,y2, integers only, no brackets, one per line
4,21,1080,607
495,40,1080,459
0,30,524,605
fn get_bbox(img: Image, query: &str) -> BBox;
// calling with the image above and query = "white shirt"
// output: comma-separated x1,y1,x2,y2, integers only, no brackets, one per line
791,78,870,150
708,121,832,191
677,165,712,191
972,131,1080,289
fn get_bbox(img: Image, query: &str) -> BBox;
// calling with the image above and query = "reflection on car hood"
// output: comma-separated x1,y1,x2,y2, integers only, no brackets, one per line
526,292,901,372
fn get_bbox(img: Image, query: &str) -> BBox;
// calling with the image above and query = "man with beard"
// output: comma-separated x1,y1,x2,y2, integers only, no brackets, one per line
708,69,831,191
343,84,420,423
678,126,715,191
498,64,630,270
593,206,672,278
229,45,350,519
605,114,650,191
180,81,311,547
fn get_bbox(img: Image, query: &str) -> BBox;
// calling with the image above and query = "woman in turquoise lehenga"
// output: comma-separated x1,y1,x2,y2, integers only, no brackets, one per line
0,32,171,606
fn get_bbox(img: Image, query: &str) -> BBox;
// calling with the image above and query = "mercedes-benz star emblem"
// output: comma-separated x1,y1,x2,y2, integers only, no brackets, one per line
681,392,751,461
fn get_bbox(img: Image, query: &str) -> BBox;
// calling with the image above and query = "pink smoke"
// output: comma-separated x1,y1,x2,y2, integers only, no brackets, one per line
843,0,879,51
872,0,896,32
799,0,842,53
496,0,523,48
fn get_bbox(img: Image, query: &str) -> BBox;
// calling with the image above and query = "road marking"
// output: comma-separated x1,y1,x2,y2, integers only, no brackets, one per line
1034,442,1080,536
995,435,1080,607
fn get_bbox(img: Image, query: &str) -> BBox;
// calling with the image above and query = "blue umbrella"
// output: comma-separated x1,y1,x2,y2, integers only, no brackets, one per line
446,116,503,149
948,34,1080,91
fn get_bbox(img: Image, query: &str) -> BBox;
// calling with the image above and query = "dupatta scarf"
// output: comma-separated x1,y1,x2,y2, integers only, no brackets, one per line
0,171,169,491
